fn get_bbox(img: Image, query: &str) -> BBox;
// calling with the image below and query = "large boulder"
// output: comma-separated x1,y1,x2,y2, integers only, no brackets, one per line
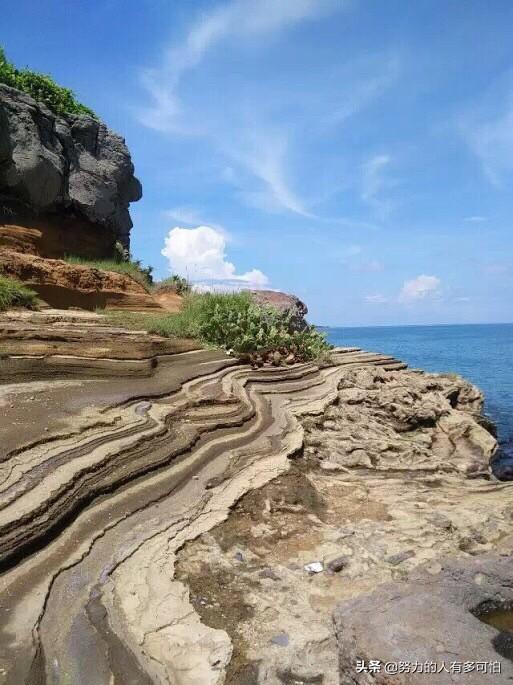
249,289,308,331
0,84,141,254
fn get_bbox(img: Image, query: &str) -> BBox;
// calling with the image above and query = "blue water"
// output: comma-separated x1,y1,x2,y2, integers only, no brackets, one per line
324,324,513,447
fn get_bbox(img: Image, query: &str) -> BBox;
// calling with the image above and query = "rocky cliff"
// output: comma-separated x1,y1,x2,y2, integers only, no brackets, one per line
0,84,141,258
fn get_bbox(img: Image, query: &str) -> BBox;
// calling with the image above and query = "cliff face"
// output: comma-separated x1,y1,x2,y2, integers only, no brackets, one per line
0,84,141,257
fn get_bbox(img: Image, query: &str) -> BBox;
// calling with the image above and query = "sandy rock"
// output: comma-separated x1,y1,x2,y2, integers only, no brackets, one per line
334,554,513,684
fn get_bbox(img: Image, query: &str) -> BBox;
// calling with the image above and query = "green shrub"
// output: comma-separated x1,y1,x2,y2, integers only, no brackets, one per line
154,274,191,295
194,292,330,361
63,256,153,290
0,275,37,310
0,46,96,118
101,291,331,364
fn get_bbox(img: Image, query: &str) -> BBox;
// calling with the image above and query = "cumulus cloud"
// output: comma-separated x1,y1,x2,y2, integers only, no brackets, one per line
161,225,268,289
399,275,441,302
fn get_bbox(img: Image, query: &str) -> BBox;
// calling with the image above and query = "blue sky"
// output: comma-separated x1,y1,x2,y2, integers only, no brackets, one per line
4,0,513,325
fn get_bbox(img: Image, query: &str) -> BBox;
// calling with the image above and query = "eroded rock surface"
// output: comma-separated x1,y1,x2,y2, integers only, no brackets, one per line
0,84,141,250
0,340,511,684
0,249,162,311
335,554,513,684
174,365,513,684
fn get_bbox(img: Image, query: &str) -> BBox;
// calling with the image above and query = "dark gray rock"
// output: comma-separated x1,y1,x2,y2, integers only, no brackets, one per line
334,554,513,684
0,84,141,248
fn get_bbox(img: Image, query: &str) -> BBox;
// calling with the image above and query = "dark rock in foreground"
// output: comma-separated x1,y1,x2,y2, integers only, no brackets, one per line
334,554,513,684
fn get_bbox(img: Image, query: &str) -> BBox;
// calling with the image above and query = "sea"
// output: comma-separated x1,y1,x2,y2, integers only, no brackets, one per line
324,324,513,476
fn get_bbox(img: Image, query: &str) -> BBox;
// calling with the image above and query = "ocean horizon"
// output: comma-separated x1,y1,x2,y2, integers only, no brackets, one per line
323,323,513,448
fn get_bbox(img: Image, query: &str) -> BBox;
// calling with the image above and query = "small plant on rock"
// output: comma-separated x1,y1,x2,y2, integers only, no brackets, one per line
0,46,97,118
0,275,37,311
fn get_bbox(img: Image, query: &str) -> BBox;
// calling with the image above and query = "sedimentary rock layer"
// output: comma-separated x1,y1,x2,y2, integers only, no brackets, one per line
0,251,163,311
173,364,513,683
0,328,407,684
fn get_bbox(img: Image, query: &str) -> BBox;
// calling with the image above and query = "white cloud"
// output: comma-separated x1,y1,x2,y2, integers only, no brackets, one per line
399,275,441,303
228,128,313,217
461,107,513,185
140,0,341,134
365,294,388,304
361,154,393,214
161,225,268,289
164,207,225,233
137,2,398,218
459,73,513,185
464,215,488,223
356,259,385,273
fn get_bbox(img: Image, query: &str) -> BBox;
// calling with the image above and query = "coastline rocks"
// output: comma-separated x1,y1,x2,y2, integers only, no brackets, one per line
334,554,513,684
0,84,141,253
492,441,513,480
305,366,497,475
249,289,309,331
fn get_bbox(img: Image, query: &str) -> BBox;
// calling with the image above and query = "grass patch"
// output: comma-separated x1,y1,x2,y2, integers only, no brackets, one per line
0,46,96,118
63,256,153,291
0,274,37,311
101,291,331,364
153,275,191,295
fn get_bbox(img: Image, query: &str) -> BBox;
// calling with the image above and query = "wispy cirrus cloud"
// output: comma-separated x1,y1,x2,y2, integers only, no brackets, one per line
164,207,225,233
139,0,343,134
361,154,394,215
459,72,513,186
137,0,399,218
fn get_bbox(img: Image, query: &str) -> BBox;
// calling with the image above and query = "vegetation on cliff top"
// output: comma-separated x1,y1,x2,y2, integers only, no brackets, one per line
0,47,97,118
0,275,37,311
103,291,331,364
63,256,154,291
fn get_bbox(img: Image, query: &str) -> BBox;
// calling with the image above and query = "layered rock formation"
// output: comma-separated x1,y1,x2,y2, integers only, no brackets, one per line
1,327,511,684
0,84,141,255
0,251,161,311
